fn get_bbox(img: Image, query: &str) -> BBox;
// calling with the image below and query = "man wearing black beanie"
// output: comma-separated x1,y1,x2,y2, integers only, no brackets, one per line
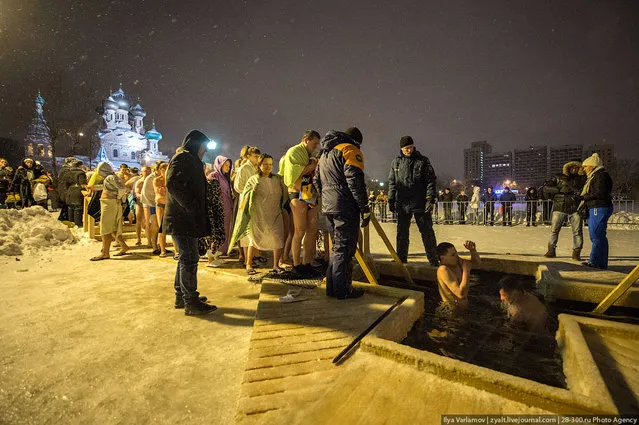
388,135,439,266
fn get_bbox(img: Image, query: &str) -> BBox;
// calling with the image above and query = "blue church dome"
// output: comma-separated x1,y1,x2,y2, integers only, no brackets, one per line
105,96,118,110
131,103,146,117
145,125,163,141
35,91,45,105
111,88,130,109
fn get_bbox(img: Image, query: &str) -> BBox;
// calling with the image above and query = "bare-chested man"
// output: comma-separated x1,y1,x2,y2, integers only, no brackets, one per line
279,130,321,278
499,276,548,333
436,240,481,309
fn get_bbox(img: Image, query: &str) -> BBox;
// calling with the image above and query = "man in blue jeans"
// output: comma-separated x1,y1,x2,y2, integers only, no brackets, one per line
580,153,614,270
164,130,217,315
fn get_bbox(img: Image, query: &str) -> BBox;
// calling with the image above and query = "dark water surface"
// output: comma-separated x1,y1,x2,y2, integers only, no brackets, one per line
398,271,567,389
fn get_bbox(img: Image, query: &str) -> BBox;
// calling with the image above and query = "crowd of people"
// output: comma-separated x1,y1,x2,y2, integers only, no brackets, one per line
0,130,615,317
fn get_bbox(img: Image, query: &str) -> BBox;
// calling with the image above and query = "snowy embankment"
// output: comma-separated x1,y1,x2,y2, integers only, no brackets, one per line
0,207,80,256
608,211,639,230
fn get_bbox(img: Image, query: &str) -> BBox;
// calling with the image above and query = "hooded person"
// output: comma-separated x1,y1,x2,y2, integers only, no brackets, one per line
207,155,234,259
525,187,538,226
579,153,613,269
543,160,586,260
469,186,481,224
13,158,41,208
387,135,439,264
57,156,76,221
65,160,87,227
90,162,129,261
315,127,370,299
163,130,217,315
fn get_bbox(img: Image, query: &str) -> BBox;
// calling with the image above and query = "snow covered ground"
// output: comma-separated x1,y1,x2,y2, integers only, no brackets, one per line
0,211,638,424
0,207,79,256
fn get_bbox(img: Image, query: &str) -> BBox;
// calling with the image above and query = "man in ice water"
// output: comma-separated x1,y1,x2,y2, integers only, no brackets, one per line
436,241,481,310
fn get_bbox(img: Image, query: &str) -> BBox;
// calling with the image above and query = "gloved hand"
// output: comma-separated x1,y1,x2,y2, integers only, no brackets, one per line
388,200,396,214
425,200,434,213
361,206,371,228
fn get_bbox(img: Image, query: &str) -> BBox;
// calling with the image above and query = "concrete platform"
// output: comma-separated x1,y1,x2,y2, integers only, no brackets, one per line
232,281,424,425
558,314,639,414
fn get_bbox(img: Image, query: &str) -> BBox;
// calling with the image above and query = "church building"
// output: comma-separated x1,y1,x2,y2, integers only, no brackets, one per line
97,87,169,167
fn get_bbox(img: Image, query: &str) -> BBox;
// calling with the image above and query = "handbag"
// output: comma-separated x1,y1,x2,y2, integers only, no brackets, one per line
87,190,102,221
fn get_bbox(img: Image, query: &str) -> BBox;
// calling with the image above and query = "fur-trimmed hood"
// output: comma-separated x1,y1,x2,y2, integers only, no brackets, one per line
562,161,584,176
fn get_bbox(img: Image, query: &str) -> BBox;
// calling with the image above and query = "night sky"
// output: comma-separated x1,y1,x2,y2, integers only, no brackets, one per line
1,0,638,179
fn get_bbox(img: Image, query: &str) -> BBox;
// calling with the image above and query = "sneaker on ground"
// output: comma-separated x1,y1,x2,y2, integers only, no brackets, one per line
206,259,225,268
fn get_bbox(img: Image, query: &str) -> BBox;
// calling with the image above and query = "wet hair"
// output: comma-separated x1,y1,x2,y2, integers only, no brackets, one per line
499,276,524,294
247,146,261,156
257,154,273,176
344,127,363,144
436,242,455,259
302,130,321,142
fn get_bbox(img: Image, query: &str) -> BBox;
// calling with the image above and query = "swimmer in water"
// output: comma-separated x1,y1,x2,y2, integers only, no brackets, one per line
499,276,548,333
436,241,481,309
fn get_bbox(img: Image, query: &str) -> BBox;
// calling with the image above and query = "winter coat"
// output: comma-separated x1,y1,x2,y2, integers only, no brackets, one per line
456,194,469,206
440,191,454,203
581,169,613,209
525,188,538,202
316,130,368,216
469,186,480,209
12,159,42,192
544,161,586,214
65,166,87,206
0,165,13,193
56,160,75,204
499,191,516,205
163,130,209,238
387,149,437,213
481,189,497,204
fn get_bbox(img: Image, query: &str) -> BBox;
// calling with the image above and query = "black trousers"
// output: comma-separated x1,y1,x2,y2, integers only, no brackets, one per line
484,203,495,225
396,210,438,265
68,204,84,227
526,202,537,224
326,213,360,298
458,204,467,224
503,205,513,225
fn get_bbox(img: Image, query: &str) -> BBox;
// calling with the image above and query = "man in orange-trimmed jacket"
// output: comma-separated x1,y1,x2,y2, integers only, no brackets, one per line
315,127,370,299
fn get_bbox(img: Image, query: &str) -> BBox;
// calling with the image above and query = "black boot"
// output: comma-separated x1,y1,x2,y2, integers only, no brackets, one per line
544,245,556,258
175,295,208,309
184,301,217,315
572,248,581,261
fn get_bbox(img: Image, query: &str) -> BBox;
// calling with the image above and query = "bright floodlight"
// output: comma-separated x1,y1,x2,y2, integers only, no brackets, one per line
78,132,84,137
207,140,217,150
379,182,384,187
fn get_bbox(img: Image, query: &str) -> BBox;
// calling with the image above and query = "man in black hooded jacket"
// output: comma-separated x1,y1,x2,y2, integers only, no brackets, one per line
164,130,216,315
316,127,369,300
388,136,438,266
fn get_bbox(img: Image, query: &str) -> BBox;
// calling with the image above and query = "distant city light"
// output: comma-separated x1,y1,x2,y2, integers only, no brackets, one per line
207,139,217,150
379,182,384,187
78,132,84,137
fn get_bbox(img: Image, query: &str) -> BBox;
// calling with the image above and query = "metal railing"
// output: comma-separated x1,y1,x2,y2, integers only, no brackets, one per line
369,199,639,227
